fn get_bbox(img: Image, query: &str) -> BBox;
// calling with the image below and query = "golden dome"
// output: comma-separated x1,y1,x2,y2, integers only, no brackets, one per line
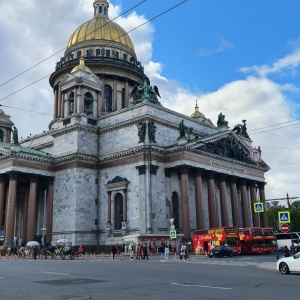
67,16,135,51
71,57,92,74
0,109,5,115
190,101,205,118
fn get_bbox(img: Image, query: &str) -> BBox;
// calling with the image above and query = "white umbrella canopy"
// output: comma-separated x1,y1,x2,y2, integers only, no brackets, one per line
26,241,40,247
56,239,71,244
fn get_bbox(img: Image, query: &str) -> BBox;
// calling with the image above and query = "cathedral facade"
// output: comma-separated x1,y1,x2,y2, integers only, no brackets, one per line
0,1,269,250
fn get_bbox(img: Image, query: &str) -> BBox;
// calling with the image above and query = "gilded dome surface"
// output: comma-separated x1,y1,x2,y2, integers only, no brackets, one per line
67,16,135,51
190,102,205,118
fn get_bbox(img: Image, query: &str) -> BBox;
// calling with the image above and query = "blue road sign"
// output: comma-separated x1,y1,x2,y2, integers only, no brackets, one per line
254,202,264,212
278,211,290,223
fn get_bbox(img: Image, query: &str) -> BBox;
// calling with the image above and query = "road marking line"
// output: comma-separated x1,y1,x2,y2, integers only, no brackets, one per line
42,272,69,275
171,283,232,290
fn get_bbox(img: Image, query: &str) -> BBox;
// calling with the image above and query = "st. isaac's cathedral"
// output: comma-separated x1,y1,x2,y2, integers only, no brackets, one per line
0,1,270,250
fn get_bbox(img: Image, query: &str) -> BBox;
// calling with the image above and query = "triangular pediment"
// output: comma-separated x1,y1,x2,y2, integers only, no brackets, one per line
192,134,256,165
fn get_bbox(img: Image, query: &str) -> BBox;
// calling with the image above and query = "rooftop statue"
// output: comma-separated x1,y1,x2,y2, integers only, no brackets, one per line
12,126,19,144
217,112,228,127
232,120,250,139
129,78,162,106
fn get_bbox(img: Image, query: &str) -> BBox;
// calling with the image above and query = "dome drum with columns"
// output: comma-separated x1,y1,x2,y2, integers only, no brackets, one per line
0,1,270,251
49,0,145,125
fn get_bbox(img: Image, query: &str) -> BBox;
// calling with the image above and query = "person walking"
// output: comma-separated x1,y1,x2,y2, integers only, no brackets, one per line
33,246,38,260
164,245,170,261
159,242,165,261
185,246,190,260
142,243,149,259
111,246,116,259
78,245,83,258
180,245,186,261
128,243,134,260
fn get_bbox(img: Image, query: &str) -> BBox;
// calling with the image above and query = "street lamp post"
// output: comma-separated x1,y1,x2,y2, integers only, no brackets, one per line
286,194,295,254
271,201,279,260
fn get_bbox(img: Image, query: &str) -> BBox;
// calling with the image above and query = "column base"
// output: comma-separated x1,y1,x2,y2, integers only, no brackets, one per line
121,221,127,235
105,223,112,236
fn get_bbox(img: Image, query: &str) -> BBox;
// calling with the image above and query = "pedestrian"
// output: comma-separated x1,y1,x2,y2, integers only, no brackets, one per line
164,245,170,261
185,246,190,260
283,245,290,257
128,243,134,260
159,242,165,261
33,246,38,260
180,245,186,261
78,245,83,258
112,246,116,259
143,243,149,259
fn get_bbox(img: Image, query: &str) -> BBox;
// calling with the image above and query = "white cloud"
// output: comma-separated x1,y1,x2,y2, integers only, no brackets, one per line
240,47,300,78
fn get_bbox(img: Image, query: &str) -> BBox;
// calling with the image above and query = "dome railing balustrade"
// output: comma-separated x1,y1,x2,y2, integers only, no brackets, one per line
55,56,144,72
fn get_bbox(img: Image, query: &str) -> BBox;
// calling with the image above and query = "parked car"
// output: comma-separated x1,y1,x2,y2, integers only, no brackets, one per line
208,246,235,258
277,251,300,274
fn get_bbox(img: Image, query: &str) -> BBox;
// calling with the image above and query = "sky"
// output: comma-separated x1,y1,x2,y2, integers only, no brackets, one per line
1,0,300,203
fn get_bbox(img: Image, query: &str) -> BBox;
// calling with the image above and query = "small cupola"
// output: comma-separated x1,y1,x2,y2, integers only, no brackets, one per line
93,0,109,18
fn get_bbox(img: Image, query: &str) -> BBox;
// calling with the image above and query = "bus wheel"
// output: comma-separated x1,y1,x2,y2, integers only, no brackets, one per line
279,262,290,274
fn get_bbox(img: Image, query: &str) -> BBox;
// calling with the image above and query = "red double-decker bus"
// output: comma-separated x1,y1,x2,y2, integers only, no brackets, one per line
192,227,242,255
262,227,277,253
239,227,265,254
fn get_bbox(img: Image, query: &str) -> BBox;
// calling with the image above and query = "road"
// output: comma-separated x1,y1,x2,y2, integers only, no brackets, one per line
0,253,298,300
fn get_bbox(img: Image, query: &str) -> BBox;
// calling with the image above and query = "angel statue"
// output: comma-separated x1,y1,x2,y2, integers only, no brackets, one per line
128,78,162,106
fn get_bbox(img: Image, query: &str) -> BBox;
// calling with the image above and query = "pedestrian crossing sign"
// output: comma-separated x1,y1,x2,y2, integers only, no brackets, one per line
170,230,177,239
278,211,290,223
254,202,264,212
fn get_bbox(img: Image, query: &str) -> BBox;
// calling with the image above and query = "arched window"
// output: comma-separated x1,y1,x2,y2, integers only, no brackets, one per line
99,6,102,14
84,92,93,115
104,85,112,113
0,129,4,142
121,88,125,109
114,193,123,230
69,92,74,115
172,192,179,229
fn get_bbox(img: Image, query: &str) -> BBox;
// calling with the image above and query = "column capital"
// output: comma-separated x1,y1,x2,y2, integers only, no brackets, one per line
228,176,237,184
107,191,112,196
238,178,247,186
150,164,159,175
0,174,6,182
249,180,258,188
7,171,18,180
178,164,190,175
136,165,146,175
193,168,203,177
205,171,215,180
217,173,227,181
30,174,39,182
164,168,172,177
258,182,266,189
45,176,55,185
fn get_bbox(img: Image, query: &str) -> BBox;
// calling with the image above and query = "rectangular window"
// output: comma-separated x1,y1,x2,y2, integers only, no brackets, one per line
106,50,110,57
96,49,100,56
